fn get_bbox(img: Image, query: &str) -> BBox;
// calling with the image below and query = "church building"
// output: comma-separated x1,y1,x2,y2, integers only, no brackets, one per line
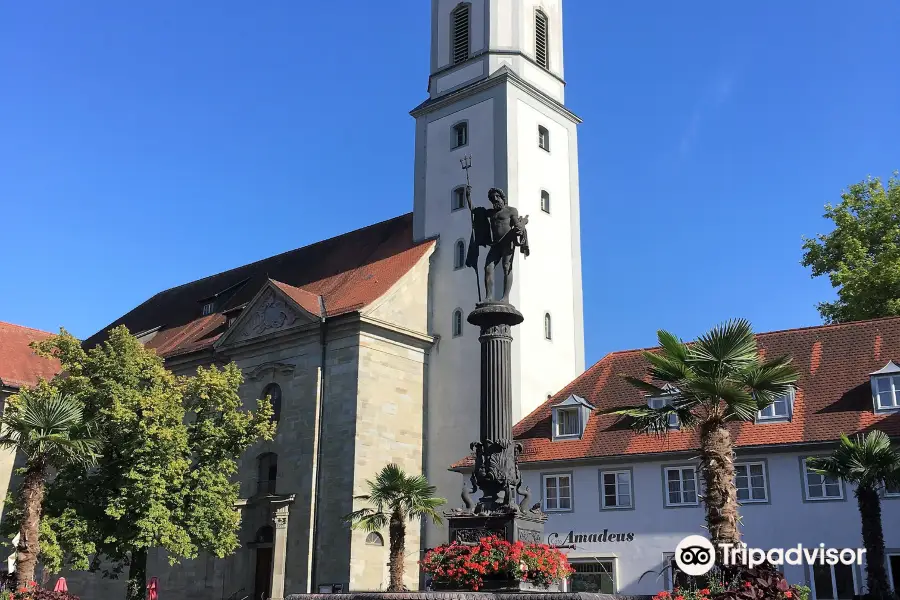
52,2,587,598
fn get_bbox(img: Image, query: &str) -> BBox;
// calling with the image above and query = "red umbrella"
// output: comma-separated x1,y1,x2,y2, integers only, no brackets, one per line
147,576,159,600
53,577,68,593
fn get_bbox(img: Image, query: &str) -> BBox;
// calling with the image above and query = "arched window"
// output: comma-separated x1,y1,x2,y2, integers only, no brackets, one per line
454,239,466,270
538,125,550,152
255,525,274,544
452,309,463,338
541,190,550,214
452,121,468,148
544,313,552,340
535,9,550,69
451,186,466,211
365,532,384,547
262,383,282,423
257,452,278,495
451,3,471,65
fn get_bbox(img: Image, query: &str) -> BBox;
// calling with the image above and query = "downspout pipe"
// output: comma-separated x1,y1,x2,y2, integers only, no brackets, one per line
308,301,328,592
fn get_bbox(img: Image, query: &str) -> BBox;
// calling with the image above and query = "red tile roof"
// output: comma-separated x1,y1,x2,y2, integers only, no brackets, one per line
0,322,61,390
84,214,434,358
457,316,900,468
270,280,323,317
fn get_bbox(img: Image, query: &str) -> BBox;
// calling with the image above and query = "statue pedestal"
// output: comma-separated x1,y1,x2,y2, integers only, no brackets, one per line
447,511,546,545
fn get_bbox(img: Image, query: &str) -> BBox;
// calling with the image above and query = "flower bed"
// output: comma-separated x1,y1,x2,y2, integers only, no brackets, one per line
652,564,808,600
421,536,573,591
1,582,80,600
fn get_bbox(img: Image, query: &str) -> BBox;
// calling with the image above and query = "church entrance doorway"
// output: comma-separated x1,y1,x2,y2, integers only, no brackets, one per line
253,526,274,599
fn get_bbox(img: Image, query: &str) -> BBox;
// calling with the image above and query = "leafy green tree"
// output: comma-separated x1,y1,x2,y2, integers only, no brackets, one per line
29,326,275,600
802,172,900,323
607,319,798,549
807,431,900,600
0,389,99,586
343,464,445,591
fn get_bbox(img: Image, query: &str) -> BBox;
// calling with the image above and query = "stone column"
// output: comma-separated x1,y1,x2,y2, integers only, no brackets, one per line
445,301,548,554
469,303,523,446
269,495,295,600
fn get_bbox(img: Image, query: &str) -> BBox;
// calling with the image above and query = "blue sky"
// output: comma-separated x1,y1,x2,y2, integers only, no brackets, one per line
1,1,898,366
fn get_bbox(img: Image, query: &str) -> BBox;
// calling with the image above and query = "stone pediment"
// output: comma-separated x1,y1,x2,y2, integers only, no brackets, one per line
216,282,320,348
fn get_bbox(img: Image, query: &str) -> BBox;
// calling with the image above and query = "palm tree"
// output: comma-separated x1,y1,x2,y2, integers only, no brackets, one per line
0,391,100,586
807,431,900,600
607,319,798,549
343,463,445,591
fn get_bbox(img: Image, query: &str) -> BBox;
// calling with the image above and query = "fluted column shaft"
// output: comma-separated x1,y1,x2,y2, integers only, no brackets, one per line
479,323,513,443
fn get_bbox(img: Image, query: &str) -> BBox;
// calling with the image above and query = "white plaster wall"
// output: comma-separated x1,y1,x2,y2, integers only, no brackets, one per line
416,74,585,552
509,95,582,420
419,97,495,549
521,450,900,597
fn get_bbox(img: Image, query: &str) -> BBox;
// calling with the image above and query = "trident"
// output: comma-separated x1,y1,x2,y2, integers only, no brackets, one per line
460,155,482,302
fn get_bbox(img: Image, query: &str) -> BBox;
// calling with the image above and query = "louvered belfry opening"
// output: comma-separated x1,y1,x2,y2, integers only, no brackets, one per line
452,4,470,65
535,9,549,69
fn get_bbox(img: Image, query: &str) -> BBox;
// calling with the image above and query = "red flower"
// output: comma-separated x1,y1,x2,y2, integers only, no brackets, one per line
744,581,753,588
700,590,711,596
675,595,685,600
785,592,793,598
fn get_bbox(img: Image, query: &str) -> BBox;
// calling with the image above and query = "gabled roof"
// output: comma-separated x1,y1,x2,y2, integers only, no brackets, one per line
0,322,61,390
456,316,900,468
870,360,900,376
84,214,434,358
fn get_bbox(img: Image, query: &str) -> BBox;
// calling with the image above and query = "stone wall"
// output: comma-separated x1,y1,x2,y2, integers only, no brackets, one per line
346,332,427,591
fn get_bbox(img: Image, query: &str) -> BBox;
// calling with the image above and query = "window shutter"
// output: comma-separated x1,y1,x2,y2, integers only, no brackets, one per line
535,10,549,69
452,5,470,65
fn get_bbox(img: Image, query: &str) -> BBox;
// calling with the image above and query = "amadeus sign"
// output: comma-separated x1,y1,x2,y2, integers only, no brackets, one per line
548,530,636,545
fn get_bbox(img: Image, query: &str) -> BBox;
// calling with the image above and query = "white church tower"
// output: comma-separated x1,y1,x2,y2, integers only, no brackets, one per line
411,0,585,547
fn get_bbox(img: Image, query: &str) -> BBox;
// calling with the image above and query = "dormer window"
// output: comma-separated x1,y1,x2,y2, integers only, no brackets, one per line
648,386,680,428
871,361,900,412
556,408,578,436
201,302,215,316
757,388,794,422
551,394,594,441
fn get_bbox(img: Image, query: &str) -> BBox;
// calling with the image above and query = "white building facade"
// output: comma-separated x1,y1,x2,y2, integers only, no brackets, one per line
521,447,900,598
482,317,900,600
411,0,586,550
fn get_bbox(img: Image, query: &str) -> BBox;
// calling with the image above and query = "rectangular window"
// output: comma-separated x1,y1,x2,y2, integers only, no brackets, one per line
804,459,844,500
664,554,705,591
569,560,615,593
758,390,792,420
556,408,579,437
452,122,468,148
648,397,679,428
538,126,550,151
600,470,632,509
810,563,855,600
664,466,698,506
541,190,550,213
888,554,900,593
735,462,767,503
452,187,466,211
201,302,215,316
875,375,900,410
543,473,572,511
